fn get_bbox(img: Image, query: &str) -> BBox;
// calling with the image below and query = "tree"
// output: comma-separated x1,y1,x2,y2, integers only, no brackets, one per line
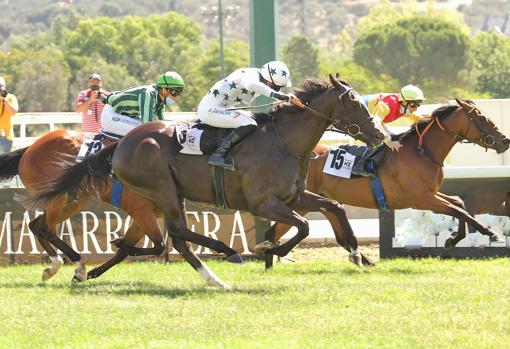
281,35,320,84
353,17,471,98
0,48,71,112
472,32,510,98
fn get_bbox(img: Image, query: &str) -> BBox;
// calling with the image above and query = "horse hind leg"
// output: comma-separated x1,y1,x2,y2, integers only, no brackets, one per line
44,199,88,282
29,215,63,281
172,237,230,289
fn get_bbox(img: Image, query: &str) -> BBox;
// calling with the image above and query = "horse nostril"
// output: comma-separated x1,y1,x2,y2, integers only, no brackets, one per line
504,138,510,145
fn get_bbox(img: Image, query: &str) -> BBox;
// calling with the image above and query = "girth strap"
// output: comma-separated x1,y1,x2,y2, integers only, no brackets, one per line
210,165,229,209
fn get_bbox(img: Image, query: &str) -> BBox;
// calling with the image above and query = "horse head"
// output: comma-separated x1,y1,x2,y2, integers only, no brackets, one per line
328,73,385,148
455,98,510,154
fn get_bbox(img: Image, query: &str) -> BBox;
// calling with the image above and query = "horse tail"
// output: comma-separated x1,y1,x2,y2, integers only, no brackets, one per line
31,142,118,206
0,147,28,182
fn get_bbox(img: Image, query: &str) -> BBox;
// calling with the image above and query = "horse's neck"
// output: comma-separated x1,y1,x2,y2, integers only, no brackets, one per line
275,106,331,158
418,118,460,163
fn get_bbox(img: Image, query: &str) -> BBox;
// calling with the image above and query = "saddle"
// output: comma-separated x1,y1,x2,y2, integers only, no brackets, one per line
176,122,230,156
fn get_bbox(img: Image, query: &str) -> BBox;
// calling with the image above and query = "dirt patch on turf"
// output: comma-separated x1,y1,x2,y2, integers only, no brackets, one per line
289,243,380,263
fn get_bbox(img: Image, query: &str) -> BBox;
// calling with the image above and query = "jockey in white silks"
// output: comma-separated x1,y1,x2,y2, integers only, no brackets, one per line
197,61,297,171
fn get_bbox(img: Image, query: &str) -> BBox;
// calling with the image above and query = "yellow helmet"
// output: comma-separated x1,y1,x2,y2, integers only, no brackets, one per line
399,84,425,103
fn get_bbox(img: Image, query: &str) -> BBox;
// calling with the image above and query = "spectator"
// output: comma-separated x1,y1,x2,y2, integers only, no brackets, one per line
0,76,19,154
75,73,110,133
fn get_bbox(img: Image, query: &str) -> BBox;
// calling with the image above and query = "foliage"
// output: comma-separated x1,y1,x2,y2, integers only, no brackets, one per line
320,60,398,95
1,255,510,348
353,16,471,99
471,32,510,98
0,49,71,112
281,35,320,83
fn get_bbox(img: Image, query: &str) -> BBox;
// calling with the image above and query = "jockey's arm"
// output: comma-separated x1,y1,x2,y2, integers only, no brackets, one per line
245,80,292,101
140,90,156,123
407,113,422,123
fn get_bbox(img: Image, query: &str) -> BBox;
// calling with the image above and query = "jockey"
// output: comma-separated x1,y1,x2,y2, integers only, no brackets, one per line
100,71,185,139
362,84,425,152
352,85,425,178
197,60,297,171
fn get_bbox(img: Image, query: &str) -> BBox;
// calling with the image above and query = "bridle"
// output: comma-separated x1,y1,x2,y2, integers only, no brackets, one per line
272,85,367,161
297,86,366,138
415,105,498,166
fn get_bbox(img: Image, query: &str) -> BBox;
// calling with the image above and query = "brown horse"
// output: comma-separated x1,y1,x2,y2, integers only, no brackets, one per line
264,99,510,267
0,130,175,282
32,75,385,285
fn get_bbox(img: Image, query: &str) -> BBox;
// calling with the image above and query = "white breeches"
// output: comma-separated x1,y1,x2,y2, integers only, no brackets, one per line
197,95,257,128
100,104,142,137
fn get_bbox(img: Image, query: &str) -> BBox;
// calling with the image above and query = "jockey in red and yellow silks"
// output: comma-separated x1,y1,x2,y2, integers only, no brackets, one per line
362,84,425,151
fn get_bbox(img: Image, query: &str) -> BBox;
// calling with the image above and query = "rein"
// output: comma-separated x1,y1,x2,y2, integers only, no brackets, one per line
270,86,358,162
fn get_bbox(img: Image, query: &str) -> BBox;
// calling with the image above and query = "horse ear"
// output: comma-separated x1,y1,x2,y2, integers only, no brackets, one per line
455,98,469,109
336,73,340,78
329,73,341,90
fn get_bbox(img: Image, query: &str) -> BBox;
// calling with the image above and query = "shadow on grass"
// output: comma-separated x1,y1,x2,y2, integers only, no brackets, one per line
0,280,278,299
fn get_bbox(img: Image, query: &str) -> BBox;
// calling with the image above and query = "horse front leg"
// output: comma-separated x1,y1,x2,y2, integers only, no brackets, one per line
436,193,468,250
418,193,503,247
322,210,375,267
291,190,364,267
251,195,309,258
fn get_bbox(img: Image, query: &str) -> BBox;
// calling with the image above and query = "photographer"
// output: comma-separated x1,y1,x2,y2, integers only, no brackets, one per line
0,76,19,154
75,73,110,133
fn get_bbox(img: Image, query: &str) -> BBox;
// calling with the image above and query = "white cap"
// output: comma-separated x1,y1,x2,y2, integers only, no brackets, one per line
0,76,5,87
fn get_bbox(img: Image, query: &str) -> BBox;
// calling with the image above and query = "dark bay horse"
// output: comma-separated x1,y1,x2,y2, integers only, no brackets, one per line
32,75,385,286
0,130,171,282
265,99,510,267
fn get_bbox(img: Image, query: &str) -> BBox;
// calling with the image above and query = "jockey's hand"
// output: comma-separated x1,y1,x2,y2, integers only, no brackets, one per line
384,139,402,152
287,93,305,108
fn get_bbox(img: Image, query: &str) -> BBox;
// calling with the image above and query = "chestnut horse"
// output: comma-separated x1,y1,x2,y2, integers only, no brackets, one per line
0,130,184,282
31,75,385,287
264,99,510,268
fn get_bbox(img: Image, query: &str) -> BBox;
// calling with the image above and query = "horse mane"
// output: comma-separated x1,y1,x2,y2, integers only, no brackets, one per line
254,78,331,124
397,104,460,141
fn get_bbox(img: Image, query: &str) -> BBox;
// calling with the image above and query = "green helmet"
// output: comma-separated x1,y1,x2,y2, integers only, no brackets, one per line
156,71,185,89
399,84,425,103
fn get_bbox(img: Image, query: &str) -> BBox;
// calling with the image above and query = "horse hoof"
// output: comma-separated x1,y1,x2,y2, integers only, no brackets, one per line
349,253,362,267
72,274,84,283
110,237,126,248
361,255,376,267
490,233,504,243
444,238,455,250
225,254,243,264
254,240,276,254
42,268,55,282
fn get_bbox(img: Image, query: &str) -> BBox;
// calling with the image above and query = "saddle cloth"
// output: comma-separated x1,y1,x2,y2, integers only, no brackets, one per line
176,122,229,156
76,133,106,163
322,144,376,179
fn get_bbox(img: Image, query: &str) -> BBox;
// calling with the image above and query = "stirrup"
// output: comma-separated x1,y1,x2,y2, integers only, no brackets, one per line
208,154,236,171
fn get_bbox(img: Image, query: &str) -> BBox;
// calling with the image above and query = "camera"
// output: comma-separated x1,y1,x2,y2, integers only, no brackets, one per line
0,89,8,98
89,84,103,100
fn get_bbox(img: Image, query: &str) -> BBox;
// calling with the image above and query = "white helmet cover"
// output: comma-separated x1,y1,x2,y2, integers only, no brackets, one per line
260,61,292,87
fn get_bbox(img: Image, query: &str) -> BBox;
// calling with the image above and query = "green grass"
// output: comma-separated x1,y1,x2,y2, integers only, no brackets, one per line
1,253,510,349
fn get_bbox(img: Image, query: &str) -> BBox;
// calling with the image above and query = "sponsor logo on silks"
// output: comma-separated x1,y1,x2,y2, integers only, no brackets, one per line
209,108,233,116
120,118,140,126
112,117,121,121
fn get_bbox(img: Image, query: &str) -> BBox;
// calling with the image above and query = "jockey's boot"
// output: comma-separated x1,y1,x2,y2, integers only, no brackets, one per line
351,158,376,178
208,125,256,171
